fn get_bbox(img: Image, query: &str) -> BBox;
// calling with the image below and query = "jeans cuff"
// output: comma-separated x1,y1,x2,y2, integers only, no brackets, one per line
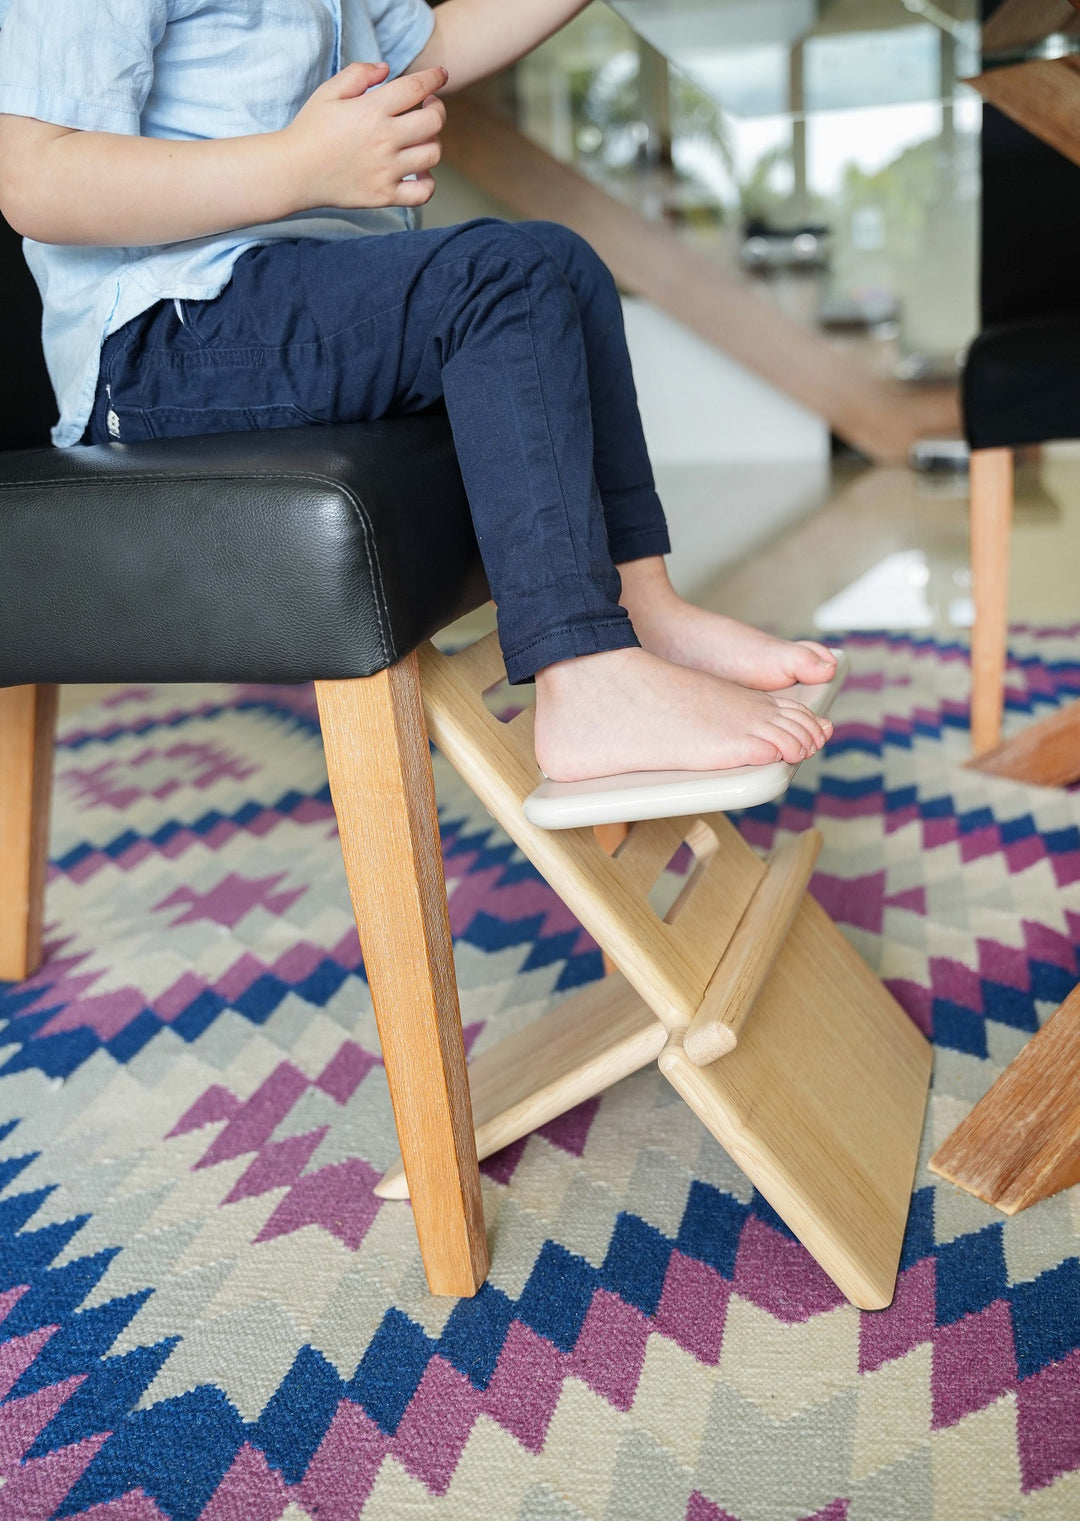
502,615,640,685
608,525,673,563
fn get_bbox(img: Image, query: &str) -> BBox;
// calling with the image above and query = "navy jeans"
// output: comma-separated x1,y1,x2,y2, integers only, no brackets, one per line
89,218,671,683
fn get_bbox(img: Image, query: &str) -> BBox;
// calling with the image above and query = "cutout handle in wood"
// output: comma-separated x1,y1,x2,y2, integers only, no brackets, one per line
683,828,823,1066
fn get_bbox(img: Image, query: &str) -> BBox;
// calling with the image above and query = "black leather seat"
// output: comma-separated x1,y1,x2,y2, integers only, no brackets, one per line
0,419,488,685
964,58,1080,455
0,217,488,689
965,313,1080,453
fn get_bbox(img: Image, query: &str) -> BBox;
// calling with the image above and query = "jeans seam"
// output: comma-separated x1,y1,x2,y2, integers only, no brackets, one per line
516,267,596,633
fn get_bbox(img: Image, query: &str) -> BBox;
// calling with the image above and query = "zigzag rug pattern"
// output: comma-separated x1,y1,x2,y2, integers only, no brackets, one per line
1,631,1079,1520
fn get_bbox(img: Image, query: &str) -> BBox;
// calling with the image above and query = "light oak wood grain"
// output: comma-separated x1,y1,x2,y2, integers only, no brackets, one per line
969,448,1015,757
594,821,630,974
441,94,959,465
375,972,667,1198
930,982,1080,1213
968,696,1080,785
661,891,933,1311
315,660,487,1296
969,56,1080,170
982,0,1080,54
419,636,760,1030
684,829,823,1065
0,684,57,982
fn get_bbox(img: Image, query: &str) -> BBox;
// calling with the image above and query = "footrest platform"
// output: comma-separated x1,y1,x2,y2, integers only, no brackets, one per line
524,651,849,830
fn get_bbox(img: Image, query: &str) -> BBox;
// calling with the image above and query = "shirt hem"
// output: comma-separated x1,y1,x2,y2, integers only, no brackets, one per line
0,82,140,136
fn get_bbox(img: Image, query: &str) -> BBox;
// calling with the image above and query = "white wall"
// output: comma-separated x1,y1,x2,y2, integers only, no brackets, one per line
621,297,830,466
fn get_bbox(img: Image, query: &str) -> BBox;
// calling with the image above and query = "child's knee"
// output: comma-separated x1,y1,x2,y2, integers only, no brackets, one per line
446,219,577,306
517,220,614,293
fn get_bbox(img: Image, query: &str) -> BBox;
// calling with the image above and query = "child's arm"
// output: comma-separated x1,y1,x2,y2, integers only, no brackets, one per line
0,61,447,248
409,0,592,91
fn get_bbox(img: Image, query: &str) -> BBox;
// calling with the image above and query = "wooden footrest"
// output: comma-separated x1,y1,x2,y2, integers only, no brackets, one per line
523,652,849,830
967,697,1080,788
662,892,932,1311
408,634,933,1311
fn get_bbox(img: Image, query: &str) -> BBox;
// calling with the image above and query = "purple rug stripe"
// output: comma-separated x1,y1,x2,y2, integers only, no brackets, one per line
565,1289,651,1410
199,1444,292,1521
1016,1348,1080,1494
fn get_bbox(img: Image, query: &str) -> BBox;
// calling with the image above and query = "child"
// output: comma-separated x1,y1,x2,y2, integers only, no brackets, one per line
0,0,835,782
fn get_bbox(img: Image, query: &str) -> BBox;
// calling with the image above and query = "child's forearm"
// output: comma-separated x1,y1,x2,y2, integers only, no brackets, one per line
0,117,305,247
0,63,447,248
411,0,592,92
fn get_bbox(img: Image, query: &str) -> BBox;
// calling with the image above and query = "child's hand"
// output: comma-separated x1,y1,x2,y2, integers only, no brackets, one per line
285,61,448,211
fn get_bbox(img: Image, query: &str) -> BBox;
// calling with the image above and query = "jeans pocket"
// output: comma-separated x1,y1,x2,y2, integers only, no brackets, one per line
141,405,317,441
172,298,208,349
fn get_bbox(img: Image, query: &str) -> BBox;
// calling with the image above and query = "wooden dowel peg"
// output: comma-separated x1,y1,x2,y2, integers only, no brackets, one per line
683,829,823,1066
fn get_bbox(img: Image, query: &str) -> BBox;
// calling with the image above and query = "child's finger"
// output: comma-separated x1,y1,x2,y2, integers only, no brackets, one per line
393,170,437,207
393,100,446,147
397,140,442,177
380,66,449,116
318,60,389,100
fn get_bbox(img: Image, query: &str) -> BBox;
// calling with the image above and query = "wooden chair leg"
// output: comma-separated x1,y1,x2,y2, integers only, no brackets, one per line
0,684,58,982
315,655,488,1297
969,447,1014,756
930,982,1080,1213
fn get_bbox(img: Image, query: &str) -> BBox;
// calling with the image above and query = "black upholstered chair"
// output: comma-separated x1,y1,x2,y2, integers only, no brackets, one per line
964,97,1080,775
0,212,493,1296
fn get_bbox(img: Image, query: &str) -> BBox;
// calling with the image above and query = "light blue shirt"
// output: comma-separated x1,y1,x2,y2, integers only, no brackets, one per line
0,0,435,445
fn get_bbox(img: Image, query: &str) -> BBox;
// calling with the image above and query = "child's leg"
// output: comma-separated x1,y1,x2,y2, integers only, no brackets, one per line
395,221,830,776
94,222,829,778
512,221,837,691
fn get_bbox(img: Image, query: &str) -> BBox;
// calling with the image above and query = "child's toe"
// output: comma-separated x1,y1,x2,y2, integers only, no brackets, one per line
792,640,837,681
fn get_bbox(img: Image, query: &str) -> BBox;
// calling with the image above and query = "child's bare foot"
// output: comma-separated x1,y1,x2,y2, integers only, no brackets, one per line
618,557,836,691
533,647,832,783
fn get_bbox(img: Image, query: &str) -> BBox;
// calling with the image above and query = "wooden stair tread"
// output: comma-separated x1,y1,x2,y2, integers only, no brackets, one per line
982,0,1080,54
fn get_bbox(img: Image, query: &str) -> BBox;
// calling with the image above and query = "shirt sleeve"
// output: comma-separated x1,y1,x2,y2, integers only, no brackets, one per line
0,0,167,136
366,0,435,80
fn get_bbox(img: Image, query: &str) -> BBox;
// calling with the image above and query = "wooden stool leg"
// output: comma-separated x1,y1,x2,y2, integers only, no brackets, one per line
316,657,488,1297
594,822,630,975
0,684,58,982
969,447,1014,756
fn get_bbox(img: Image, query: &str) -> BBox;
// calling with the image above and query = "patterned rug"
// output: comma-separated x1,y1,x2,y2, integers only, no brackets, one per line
2,630,1080,1521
